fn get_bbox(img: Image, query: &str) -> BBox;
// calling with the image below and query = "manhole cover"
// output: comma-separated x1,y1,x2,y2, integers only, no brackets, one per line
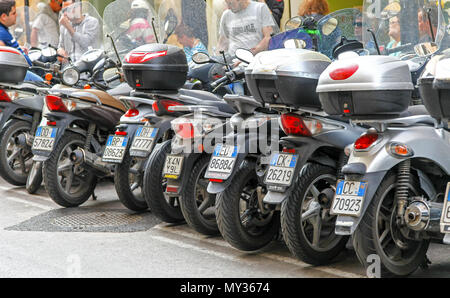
6,208,161,233
51,212,142,228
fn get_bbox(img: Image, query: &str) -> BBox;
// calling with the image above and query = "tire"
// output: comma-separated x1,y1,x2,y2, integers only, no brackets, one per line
142,140,184,223
353,172,430,277
43,132,97,207
281,163,349,265
179,154,219,236
26,161,43,194
114,152,147,211
0,120,33,186
216,159,280,251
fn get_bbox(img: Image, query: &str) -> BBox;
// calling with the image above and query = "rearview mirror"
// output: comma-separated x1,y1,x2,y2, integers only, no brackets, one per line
284,39,306,49
285,16,303,31
235,48,254,64
414,42,439,57
322,18,338,36
192,52,211,64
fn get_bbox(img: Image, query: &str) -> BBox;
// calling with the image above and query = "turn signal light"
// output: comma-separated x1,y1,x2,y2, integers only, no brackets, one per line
280,113,311,137
0,89,12,102
388,142,414,157
46,95,68,113
329,64,359,80
354,133,378,150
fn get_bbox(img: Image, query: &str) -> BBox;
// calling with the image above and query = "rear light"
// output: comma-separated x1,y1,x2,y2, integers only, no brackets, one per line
166,186,178,193
124,50,167,64
47,121,56,126
153,100,183,114
46,95,68,113
0,89,12,102
282,148,296,154
152,101,159,112
354,133,379,150
115,131,127,136
124,108,139,117
329,64,359,80
209,179,223,183
173,122,194,139
280,113,311,137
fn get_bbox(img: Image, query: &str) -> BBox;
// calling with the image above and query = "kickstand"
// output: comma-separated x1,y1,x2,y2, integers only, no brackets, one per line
420,255,432,270
91,192,97,201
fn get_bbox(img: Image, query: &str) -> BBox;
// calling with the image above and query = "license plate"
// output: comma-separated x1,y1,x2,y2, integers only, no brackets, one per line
264,153,298,186
163,155,184,179
102,135,128,163
207,144,238,175
441,183,450,234
32,126,57,151
130,126,158,152
331,180,368,217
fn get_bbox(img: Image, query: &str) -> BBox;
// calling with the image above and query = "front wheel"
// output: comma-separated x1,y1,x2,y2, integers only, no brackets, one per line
179,154,219,236
43,132,97,207
26,161,43,194
353,172,430,277
216,159,280,251
142,140,184,223
281,163,349,265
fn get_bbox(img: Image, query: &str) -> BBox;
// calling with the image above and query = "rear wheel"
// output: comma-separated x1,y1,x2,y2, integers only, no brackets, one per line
353,172,430,277
281,163,349,265
142,140,184,223
216,160,279,251
0,120,33,186
115,152,147,211
180,154,218,235
43,132,97,207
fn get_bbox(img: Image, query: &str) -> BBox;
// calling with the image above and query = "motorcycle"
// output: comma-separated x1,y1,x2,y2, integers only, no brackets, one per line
316,0,447,276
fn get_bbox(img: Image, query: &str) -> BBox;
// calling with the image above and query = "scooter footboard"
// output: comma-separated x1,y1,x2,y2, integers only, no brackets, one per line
334,171,388,236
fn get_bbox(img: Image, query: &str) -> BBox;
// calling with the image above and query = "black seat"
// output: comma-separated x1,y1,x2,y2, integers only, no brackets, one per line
180,89,222,102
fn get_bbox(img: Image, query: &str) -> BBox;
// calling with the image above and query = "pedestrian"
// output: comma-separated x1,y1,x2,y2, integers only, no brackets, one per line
257,0,284,27
298,0,329,22
30,0,62,49
175,22,208,66
0,0,43,81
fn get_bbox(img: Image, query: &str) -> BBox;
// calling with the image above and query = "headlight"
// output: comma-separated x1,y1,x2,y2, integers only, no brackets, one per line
62,68,80,86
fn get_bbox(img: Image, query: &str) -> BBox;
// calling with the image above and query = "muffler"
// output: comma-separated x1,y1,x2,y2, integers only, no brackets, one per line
404,199,442,232
69,148,111,176
15,133,33,148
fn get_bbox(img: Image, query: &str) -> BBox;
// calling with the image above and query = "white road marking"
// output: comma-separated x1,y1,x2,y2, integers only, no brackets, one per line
1,195,53,211
153,224,365,278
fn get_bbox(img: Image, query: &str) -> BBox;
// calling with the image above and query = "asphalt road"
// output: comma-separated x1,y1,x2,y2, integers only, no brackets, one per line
0,177,448,278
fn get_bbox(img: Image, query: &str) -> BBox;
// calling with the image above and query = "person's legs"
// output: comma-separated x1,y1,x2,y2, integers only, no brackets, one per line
24,71,44,82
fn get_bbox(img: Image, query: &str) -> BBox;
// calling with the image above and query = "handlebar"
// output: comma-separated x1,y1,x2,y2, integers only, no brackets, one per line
105,73,121,84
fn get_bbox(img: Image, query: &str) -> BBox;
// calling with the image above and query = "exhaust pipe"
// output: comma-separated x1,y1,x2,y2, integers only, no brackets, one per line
15,133,32,148
69,148,111,176
404,199,442,232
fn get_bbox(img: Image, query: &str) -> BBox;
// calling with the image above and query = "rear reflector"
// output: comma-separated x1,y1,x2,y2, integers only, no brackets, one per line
329,64,359,80
209,179,223,183
166,186,178,193
115,131,127,136
125,50,167,64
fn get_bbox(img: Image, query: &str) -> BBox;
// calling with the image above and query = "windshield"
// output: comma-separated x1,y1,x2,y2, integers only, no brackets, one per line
59,1,103,62
317,8,363,59
11,5,36,47
362,0,445,57
103,0,158,59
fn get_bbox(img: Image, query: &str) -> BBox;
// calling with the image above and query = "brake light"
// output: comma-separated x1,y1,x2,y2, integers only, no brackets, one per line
46,95,68,112
0,89,12,102
124,108,139,117
125,50,167,64
329,64,359,80
173,122,194,139
280,113,311,137
354,133,378,150
161,100,183,112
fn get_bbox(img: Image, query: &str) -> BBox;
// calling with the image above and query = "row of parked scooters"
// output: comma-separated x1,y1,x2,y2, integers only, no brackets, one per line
0,0,449,277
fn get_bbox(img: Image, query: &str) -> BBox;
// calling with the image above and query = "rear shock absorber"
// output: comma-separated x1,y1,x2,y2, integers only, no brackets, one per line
85,123,96,151
395,159,411,222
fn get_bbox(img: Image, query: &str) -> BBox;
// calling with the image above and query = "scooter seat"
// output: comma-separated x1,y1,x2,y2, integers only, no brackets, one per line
77,89,127,112
180,89,222,102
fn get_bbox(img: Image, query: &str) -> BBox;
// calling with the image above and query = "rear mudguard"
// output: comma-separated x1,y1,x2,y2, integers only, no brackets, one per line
0,95,43,129
32,112,101,161
263,136,338,205
166,152,203,195
336,125,450,235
